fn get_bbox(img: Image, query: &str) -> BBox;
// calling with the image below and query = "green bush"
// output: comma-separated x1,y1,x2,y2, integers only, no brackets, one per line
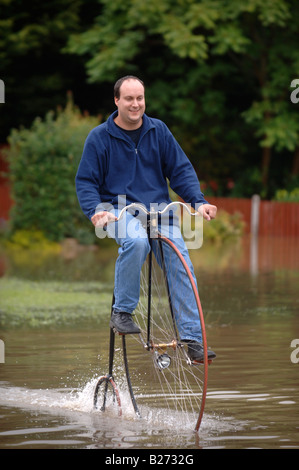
5,96,100,241
3,229,61,251
274,188,299,202
203,210,245,243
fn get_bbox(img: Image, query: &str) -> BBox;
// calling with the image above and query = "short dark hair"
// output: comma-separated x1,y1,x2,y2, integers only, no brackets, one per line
114,76,145,99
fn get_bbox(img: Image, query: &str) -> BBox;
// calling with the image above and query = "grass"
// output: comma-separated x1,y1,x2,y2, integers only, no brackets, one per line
0,277,113,328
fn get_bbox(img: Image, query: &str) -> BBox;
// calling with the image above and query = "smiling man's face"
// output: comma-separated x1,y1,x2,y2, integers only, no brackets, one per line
114,79,145,130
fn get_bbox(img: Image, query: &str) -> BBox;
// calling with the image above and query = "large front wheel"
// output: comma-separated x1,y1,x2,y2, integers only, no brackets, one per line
125,235,209,432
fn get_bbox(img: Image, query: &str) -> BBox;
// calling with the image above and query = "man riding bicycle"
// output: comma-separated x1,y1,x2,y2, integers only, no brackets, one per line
75,76,217,361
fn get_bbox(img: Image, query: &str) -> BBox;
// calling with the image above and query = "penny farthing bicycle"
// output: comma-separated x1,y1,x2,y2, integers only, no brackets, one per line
93,202,213,432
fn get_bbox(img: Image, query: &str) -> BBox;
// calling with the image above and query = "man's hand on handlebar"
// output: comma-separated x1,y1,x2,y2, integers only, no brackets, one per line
91,211,117,228
198,204,217,221
91,202,217,227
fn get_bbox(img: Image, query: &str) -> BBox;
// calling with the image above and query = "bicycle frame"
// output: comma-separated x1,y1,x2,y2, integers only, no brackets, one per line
103,296,140,417
105,223,176,419
94,202,208,431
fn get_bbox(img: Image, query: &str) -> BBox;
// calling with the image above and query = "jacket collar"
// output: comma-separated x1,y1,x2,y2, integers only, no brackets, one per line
106,110,155,138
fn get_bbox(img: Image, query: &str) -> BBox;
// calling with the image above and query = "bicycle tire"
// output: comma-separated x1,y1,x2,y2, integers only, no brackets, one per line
123,234,209,432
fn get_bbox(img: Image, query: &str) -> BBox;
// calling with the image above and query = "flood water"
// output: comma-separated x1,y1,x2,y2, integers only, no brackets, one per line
0,236,298,450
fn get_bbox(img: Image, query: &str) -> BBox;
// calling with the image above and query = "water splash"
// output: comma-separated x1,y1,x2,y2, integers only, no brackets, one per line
0,378,245,438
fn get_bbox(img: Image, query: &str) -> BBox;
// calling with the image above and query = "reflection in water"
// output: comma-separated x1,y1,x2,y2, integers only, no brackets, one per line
0,236,298,449
0,379,248,449
190,235,299,274
1,235,299,281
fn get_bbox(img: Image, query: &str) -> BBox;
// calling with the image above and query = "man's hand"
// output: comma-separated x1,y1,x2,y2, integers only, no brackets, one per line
198,204,217,221
91,211,117,228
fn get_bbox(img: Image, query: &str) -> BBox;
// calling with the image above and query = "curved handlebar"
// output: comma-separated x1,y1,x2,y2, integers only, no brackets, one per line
116,201,199,221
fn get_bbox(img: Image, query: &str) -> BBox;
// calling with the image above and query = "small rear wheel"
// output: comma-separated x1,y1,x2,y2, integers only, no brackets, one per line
93,375,122,416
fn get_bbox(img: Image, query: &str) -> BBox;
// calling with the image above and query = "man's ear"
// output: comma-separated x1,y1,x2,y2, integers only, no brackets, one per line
114,97,119,107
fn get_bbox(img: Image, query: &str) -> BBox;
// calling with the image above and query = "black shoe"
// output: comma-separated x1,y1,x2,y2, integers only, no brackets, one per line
110,310,141,335
183,340,216,362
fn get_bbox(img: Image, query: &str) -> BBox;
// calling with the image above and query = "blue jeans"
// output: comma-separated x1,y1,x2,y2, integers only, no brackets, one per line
106,211,202,342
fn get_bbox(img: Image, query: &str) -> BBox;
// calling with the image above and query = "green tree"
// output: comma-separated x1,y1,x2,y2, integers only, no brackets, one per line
232,1,299,192
0,0,104,140
5,97,100,241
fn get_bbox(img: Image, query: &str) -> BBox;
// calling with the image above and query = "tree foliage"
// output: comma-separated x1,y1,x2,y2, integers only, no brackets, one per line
1,0,299,200
0,0,104,139
5,97,100,241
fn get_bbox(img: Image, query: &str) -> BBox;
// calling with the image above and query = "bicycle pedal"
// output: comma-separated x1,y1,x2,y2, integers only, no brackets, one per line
190,359,213,365
112,327,125,336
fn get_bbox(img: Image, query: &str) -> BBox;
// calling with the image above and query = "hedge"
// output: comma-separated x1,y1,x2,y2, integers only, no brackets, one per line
5,96,100,242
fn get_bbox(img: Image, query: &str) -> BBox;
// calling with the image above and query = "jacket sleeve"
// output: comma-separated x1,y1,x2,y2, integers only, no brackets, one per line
162,127,209,208
75,132,104,220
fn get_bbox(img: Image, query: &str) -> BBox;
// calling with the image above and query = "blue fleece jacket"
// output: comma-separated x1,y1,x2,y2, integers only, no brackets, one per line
75,111,208,220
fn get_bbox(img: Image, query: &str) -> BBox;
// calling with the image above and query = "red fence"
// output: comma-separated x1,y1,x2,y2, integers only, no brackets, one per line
259,200,299,237
0,185,12,222
208,197,252,232
208,196,299,237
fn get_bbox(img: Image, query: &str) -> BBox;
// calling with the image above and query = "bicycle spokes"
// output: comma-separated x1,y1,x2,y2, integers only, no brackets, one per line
130,235,209,431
